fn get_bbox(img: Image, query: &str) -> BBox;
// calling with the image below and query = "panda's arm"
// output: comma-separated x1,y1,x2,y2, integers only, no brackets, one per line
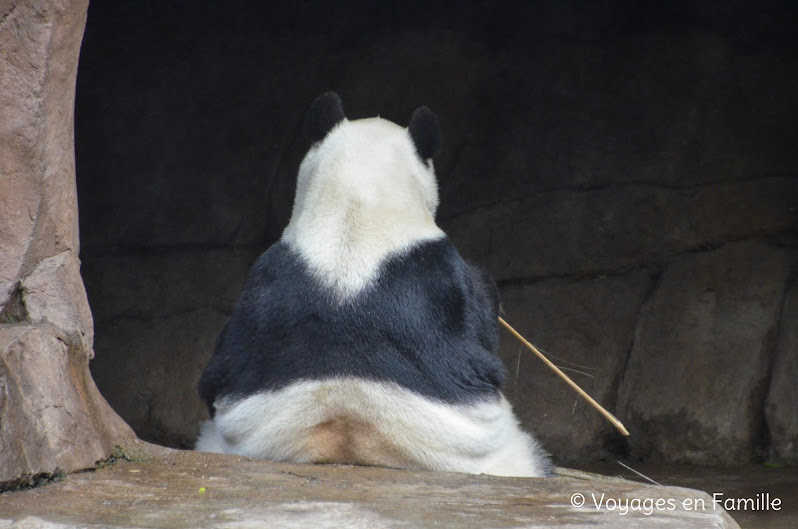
445,260,505,392
465,261,501,353
467,262,500,318
197,248,284,417
197,322,230,417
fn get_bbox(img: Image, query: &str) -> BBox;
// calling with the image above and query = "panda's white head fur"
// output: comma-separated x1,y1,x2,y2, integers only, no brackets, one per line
282,93,445,299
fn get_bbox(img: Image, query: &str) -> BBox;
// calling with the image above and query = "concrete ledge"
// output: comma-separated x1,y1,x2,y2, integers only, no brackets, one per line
0,442,739,528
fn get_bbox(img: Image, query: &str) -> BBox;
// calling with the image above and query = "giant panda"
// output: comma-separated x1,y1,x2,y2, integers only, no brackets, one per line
195,92,551,477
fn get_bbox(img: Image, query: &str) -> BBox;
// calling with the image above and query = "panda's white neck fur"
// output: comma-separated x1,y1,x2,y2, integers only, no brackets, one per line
283,199,444,299
281,117,444,300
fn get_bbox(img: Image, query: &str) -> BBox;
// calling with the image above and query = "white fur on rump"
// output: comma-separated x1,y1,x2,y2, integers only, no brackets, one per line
281,117,445,300
195,378,548,477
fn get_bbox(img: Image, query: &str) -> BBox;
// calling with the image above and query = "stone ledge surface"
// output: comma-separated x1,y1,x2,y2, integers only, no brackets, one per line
0,442,740,529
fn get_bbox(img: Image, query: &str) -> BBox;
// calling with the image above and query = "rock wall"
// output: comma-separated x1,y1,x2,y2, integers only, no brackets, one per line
0,0,133,484
616,242,794,464
82,250,257,446
765,280,798,462
74,1,798,464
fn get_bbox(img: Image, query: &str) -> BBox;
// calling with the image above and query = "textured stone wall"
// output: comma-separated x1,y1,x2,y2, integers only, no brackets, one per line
0,0,134,484
75,1,798,464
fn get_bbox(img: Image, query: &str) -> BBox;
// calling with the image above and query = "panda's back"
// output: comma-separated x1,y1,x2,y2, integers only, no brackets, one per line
198,237,505,412
195,93,551,477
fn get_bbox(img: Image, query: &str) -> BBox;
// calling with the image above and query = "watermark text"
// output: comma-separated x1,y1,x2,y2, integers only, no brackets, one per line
569,491,782,516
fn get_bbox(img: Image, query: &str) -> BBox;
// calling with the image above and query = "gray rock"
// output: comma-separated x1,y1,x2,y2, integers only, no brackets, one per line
436,31,798,217
0,0,86,310
617,241,794,464
0,443,742,528
765,281,798,463
21,252,95,355
0,324,133,483
444,177,798,282
0,0,134,484
89,309,229,448
82,250,259,448
0,175,39,312
81,250,259,323
498,271,654,463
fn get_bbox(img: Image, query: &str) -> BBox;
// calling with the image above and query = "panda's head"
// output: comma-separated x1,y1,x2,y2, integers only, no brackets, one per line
281,92,446,299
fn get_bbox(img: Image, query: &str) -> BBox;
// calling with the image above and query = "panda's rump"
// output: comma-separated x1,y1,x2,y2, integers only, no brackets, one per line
303,415,413,468
199,377,549,476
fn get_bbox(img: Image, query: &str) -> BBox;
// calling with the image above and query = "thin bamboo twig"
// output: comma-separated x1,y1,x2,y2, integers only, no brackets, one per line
616,460,660,485
498,316,630,437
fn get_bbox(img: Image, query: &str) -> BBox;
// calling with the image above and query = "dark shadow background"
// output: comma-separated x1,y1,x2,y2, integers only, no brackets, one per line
76,0,798,466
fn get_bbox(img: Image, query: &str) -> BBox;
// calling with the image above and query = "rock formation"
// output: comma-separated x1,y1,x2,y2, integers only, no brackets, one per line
0,0,133,485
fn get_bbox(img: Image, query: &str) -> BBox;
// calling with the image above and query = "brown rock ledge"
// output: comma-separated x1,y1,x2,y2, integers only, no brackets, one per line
0,442,740,528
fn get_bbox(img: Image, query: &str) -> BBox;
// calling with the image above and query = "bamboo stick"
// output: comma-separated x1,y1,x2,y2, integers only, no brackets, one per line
498,316,630,437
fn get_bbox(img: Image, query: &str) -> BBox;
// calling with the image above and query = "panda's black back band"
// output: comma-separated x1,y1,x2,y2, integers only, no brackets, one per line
199,238,505,414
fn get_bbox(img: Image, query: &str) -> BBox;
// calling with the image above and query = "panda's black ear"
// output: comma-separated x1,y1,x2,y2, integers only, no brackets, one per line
303,92,346,143
408,106,441,160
